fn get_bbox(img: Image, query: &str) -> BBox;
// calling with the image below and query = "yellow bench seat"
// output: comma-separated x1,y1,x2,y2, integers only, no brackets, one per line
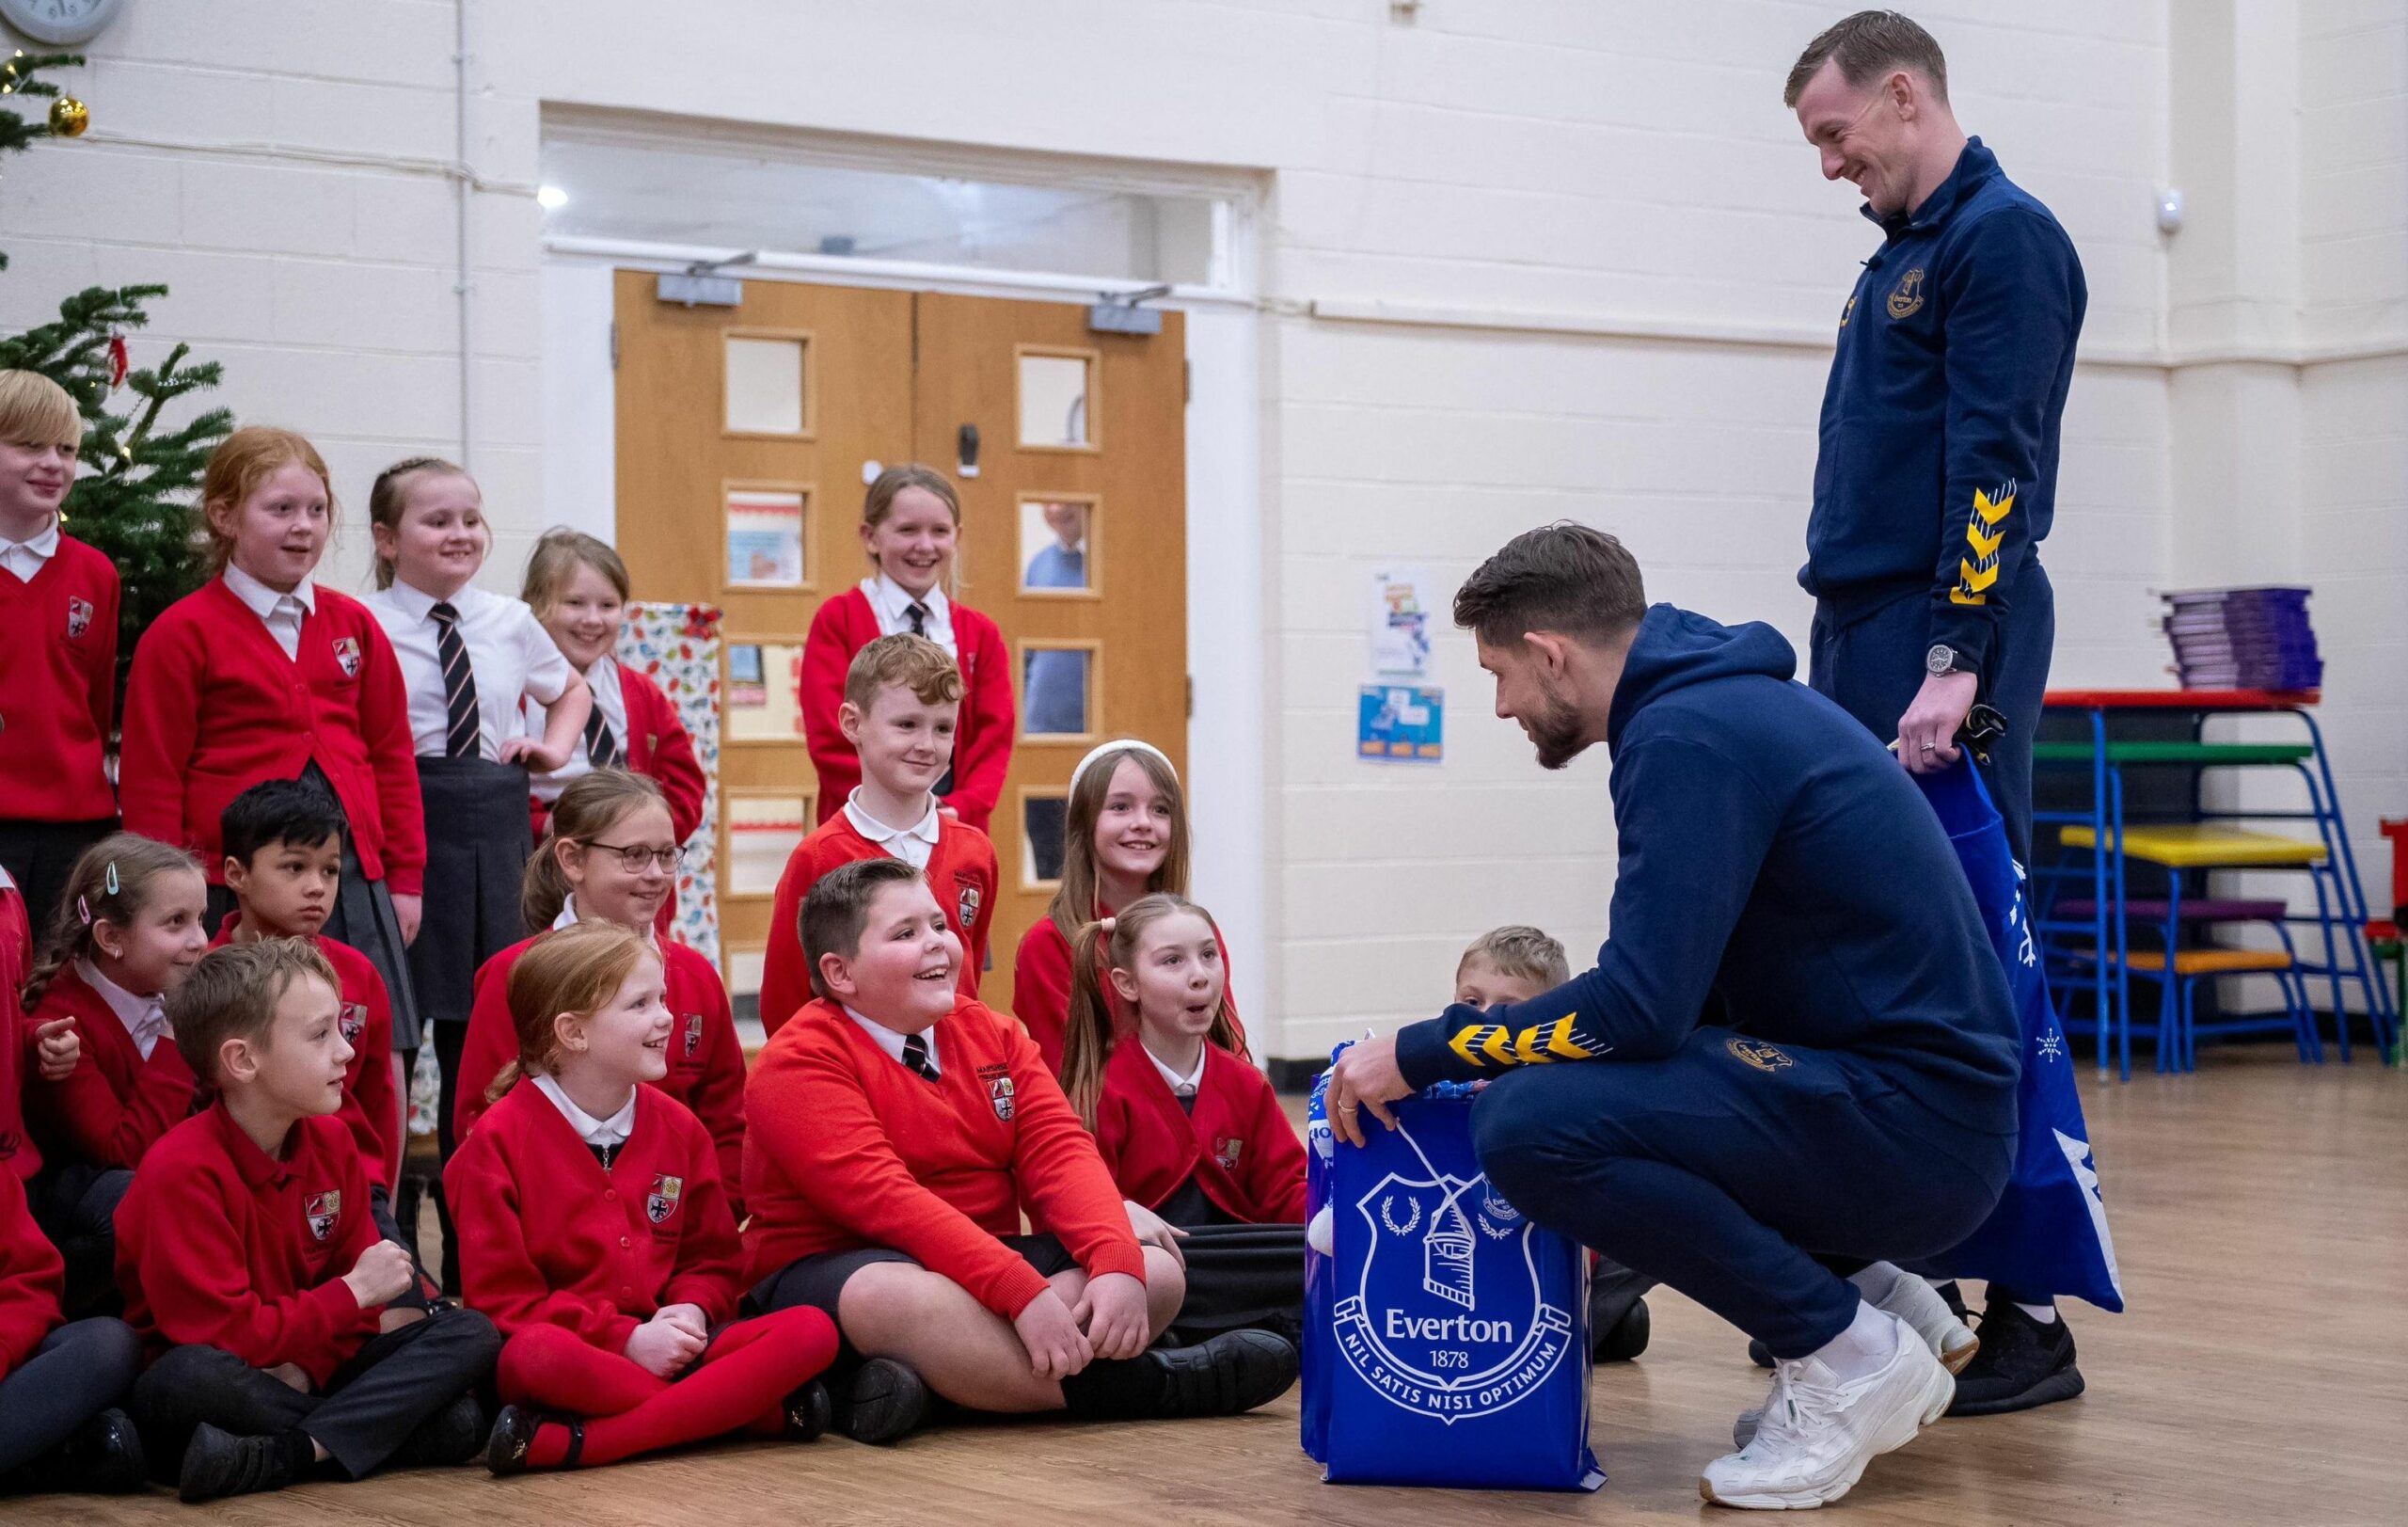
2058,823,2327,868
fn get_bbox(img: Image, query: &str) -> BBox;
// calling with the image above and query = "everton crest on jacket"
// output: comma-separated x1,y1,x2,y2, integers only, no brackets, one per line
1092,1040,1306,1225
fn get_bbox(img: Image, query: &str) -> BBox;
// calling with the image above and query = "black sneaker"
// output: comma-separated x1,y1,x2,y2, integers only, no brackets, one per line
784,1378,833,1440
16,1407,147,1494
1147,1329,1298,1417
1588,1261,1655,1363
1948,1299,2083,1417
833,1358,928,1445
1593,1296,1651,1362
177,1424,304,1504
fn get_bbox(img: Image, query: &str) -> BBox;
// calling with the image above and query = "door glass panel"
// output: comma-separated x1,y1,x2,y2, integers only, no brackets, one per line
1022,793,1069,886
725,489,806,588
1018,353,1090,447
1020,500,1091,592
1022,646,1091,738
725,642,806,741
725,793,810,898
725,335,806,434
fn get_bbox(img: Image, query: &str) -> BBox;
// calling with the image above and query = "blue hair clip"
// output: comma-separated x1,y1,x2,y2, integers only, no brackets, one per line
104,861,119,896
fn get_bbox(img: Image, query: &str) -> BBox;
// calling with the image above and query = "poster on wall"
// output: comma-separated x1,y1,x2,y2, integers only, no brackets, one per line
725,641,806,741
1357,684,1444,763
1369,566,1434,677
725,490,805,588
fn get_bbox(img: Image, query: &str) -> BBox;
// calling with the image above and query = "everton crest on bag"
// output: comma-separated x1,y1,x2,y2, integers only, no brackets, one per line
1302,1054,1604,1491
1913,757,2124,1312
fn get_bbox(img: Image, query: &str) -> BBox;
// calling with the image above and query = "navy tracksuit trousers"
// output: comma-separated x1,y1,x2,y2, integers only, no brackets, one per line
1471,1027,2012,1360
1808,562,2055,868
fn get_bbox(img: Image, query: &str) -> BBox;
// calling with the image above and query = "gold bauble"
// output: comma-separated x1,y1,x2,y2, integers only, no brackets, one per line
48,96,89,138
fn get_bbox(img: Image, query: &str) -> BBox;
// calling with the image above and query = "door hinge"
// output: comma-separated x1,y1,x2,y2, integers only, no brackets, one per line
1186,675,1195,719
609,321,620,371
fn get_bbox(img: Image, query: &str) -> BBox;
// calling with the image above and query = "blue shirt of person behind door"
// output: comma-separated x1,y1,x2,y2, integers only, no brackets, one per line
1799,137,2085,669
1023,541,1087,735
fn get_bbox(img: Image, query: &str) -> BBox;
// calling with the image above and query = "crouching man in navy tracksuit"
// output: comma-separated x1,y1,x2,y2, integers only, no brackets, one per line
1326,523,2020,1512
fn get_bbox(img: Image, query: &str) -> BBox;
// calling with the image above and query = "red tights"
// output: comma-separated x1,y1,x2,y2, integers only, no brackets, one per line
496,1307,837,1468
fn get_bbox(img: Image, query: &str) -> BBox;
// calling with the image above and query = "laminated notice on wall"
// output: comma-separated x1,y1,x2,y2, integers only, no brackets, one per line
1357,685,1444,763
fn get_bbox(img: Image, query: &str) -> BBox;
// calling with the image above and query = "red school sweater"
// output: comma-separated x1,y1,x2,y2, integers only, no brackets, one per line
446,1081,744,1350
1092,1039,1307,1225
0,1167,63,1376
1013,912,1251,1077
119,579,426,893
0,533,119,822
26,963,198,1170
741,995,1145,1318
209,918,400,1189
798,588,1015,834
115,1104,383,1387
1,871,38,1181
454,931,746,1210
756,811,998,1036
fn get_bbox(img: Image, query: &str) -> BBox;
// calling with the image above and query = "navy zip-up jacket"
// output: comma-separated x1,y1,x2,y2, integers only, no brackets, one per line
1396,604,2020,1133
1800,137,2085,666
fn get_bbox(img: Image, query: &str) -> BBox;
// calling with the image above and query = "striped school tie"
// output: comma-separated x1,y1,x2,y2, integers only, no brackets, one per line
430,601,482,760
583,708,620,769
901,1031,939,1082
906,601,928,638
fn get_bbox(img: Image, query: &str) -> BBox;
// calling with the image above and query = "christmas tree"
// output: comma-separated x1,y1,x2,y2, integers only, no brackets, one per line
0,49,230,707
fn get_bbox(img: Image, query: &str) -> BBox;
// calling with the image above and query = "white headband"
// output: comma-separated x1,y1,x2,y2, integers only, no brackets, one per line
1069,740,1178,796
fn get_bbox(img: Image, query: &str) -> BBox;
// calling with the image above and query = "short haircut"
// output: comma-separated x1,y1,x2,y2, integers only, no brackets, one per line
522,526,630,612
170,939,340,1083
844,633,963,713
0,370,80,449
220,779,346,867
800,857,925,1000
1784,10,1949,107
1460,926,1571,989
1452,522,1646,649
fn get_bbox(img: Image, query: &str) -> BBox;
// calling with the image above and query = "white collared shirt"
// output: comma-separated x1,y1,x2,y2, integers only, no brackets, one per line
552,895,657,950
366,580,574,762
531,1072,636,1149
861,575,957,658
221,563,318,661
1145,1042,1208,1099
76,958,168,1061
0,517,59,581
842,788,942,871
843,1005,940,1076
529,655,626,804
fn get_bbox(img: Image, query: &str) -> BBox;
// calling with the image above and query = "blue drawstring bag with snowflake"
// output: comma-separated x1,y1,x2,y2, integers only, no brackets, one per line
1301,1055,1604,1489
1913,757,2124,1311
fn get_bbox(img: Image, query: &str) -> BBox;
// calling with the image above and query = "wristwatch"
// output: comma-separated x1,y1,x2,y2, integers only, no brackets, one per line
1925,644,1975,678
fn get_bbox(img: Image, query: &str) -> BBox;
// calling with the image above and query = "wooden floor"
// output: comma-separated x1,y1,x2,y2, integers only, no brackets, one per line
18,1056,2405,1525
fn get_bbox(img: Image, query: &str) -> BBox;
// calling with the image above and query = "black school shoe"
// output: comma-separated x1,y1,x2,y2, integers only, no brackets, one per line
784,1378,833,1440
832,1358,929,1446
1947,1298,2084,1417
177,1424,312,1503
390,1392,488,1469
1061,1329,1298,1421
9,1408,148,1494
1592,1296,1651,1362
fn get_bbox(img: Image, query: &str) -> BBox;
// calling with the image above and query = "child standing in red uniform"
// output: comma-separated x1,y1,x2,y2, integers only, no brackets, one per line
454,771,746,1204
0,372,119,936
1015,740,1248,1074
118,939,499,1503
759,635,998,1032
1062,893,1305,1345
23,835,208,1315
448,922,835,1473
119,426,425,1073
745,858,1294,1443
800,466,1013,833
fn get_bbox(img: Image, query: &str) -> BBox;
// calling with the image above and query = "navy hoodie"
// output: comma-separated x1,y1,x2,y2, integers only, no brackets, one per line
1800,138,2085,667
1396,604,2020,1133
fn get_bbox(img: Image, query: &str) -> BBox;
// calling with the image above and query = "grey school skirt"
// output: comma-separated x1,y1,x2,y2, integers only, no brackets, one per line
404,756,535,1026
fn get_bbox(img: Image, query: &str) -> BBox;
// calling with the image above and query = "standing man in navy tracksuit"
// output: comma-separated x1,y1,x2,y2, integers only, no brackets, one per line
1787,11,2087,1413
1327,524,2020,1512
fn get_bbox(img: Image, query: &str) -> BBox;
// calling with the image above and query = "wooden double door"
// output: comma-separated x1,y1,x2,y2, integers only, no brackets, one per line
611,273,1187,1010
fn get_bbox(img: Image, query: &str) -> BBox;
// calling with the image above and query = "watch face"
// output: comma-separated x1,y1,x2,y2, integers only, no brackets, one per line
1925,644,1954,676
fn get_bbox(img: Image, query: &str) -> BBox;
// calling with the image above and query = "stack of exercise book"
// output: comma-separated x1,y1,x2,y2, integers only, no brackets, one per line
2159,585,2323,691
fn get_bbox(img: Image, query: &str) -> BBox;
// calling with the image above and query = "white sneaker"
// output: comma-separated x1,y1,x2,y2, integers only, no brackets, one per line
1702,1313,1955,1511
1732,1270,1976,1449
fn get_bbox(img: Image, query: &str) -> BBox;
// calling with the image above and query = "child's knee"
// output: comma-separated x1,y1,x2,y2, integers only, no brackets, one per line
1141,1246,1186,1321
835,1261,957,1341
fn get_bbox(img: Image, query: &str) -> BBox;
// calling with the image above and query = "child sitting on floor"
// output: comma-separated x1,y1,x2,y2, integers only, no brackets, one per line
744,859,1296,1444
448,921,837,1473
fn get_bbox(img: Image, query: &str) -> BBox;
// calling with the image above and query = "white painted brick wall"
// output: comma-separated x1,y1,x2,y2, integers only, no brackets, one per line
14,1,2393,1054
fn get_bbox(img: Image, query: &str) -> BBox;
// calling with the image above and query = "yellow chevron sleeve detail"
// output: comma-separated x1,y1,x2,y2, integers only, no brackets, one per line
1481,1026,1516,1067
1973,485,2016,526
1450,1024,1504,1069
1544,1016,1598,1059
1949,585,1987,606
1958,558,2000,594
1965,522,2004,559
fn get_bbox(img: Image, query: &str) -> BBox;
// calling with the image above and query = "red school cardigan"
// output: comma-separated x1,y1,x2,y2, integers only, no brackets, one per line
0,533,119,823
1091,1038,1307,1224
529,660,706,847
120,580,426,894
797,588,1014,835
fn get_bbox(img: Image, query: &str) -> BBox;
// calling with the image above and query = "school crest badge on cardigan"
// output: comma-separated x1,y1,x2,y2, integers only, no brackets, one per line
681,1012,704,1058
65,596,93,639
332,637,362,677
979,1062,1015,1121
305,1190,342,1242
955,877,982,932
1214,1136,1244,1173
339,1002,368,1043
647,1174,683,1224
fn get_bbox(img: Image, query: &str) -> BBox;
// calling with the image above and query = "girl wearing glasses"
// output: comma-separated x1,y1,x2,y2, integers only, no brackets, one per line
452,771,747,1212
